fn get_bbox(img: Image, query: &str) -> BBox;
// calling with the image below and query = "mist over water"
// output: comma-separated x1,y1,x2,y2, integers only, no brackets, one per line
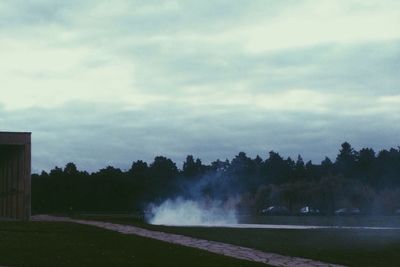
148,197,238,226
147,166,241,226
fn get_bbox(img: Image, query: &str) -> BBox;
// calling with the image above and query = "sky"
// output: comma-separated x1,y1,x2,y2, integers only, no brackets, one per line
1,0,399,173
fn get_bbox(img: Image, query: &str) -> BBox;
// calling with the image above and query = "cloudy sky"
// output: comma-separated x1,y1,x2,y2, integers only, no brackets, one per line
1,0,399,172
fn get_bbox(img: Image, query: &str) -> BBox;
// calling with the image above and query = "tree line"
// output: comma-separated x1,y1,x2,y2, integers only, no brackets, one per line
32,142,400,215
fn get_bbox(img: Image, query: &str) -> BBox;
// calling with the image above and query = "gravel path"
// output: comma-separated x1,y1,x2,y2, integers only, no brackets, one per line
31,215,346,267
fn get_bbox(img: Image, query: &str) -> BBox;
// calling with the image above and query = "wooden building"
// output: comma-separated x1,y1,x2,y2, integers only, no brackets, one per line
0,132,31,220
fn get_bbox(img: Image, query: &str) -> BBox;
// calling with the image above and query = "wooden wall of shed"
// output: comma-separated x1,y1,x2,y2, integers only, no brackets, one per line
0,145,31,220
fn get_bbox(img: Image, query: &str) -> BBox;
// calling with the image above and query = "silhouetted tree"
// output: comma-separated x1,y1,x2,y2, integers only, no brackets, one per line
182,155,204,178
64,162,78,176
31,142,400,215
335,142,358,178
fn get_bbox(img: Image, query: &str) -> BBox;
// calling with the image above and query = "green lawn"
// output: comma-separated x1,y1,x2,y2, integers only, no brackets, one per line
77,215,400,267
0,221,267,267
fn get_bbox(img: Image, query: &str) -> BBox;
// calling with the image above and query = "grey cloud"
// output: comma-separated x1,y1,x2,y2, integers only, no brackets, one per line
4,1,398,97
1,1,399,173
101,36,398,101
0,1,82,29
2,99,399,173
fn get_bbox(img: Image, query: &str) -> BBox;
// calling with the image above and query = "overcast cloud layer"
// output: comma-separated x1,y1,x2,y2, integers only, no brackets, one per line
1,0,399,172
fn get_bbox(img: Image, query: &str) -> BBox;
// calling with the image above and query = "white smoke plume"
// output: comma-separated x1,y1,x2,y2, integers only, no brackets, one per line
148,197,238,226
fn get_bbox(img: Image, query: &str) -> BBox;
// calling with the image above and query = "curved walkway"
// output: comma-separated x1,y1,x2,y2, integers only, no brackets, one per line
31,215,346,267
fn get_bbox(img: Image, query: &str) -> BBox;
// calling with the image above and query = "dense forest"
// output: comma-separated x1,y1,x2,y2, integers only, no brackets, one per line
32,142,400,215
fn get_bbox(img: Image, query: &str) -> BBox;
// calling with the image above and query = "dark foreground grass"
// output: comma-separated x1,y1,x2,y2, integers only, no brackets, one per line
154,227,400,267
0,221,268,267
79,215,400,267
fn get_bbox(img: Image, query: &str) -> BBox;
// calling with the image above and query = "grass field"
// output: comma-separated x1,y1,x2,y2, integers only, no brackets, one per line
77,214,400,267
0,221,268,267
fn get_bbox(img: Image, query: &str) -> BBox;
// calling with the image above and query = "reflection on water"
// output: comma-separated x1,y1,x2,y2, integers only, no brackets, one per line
236,215,400,228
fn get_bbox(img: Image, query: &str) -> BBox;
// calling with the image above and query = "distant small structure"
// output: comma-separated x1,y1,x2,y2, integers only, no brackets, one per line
0,132,31,220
